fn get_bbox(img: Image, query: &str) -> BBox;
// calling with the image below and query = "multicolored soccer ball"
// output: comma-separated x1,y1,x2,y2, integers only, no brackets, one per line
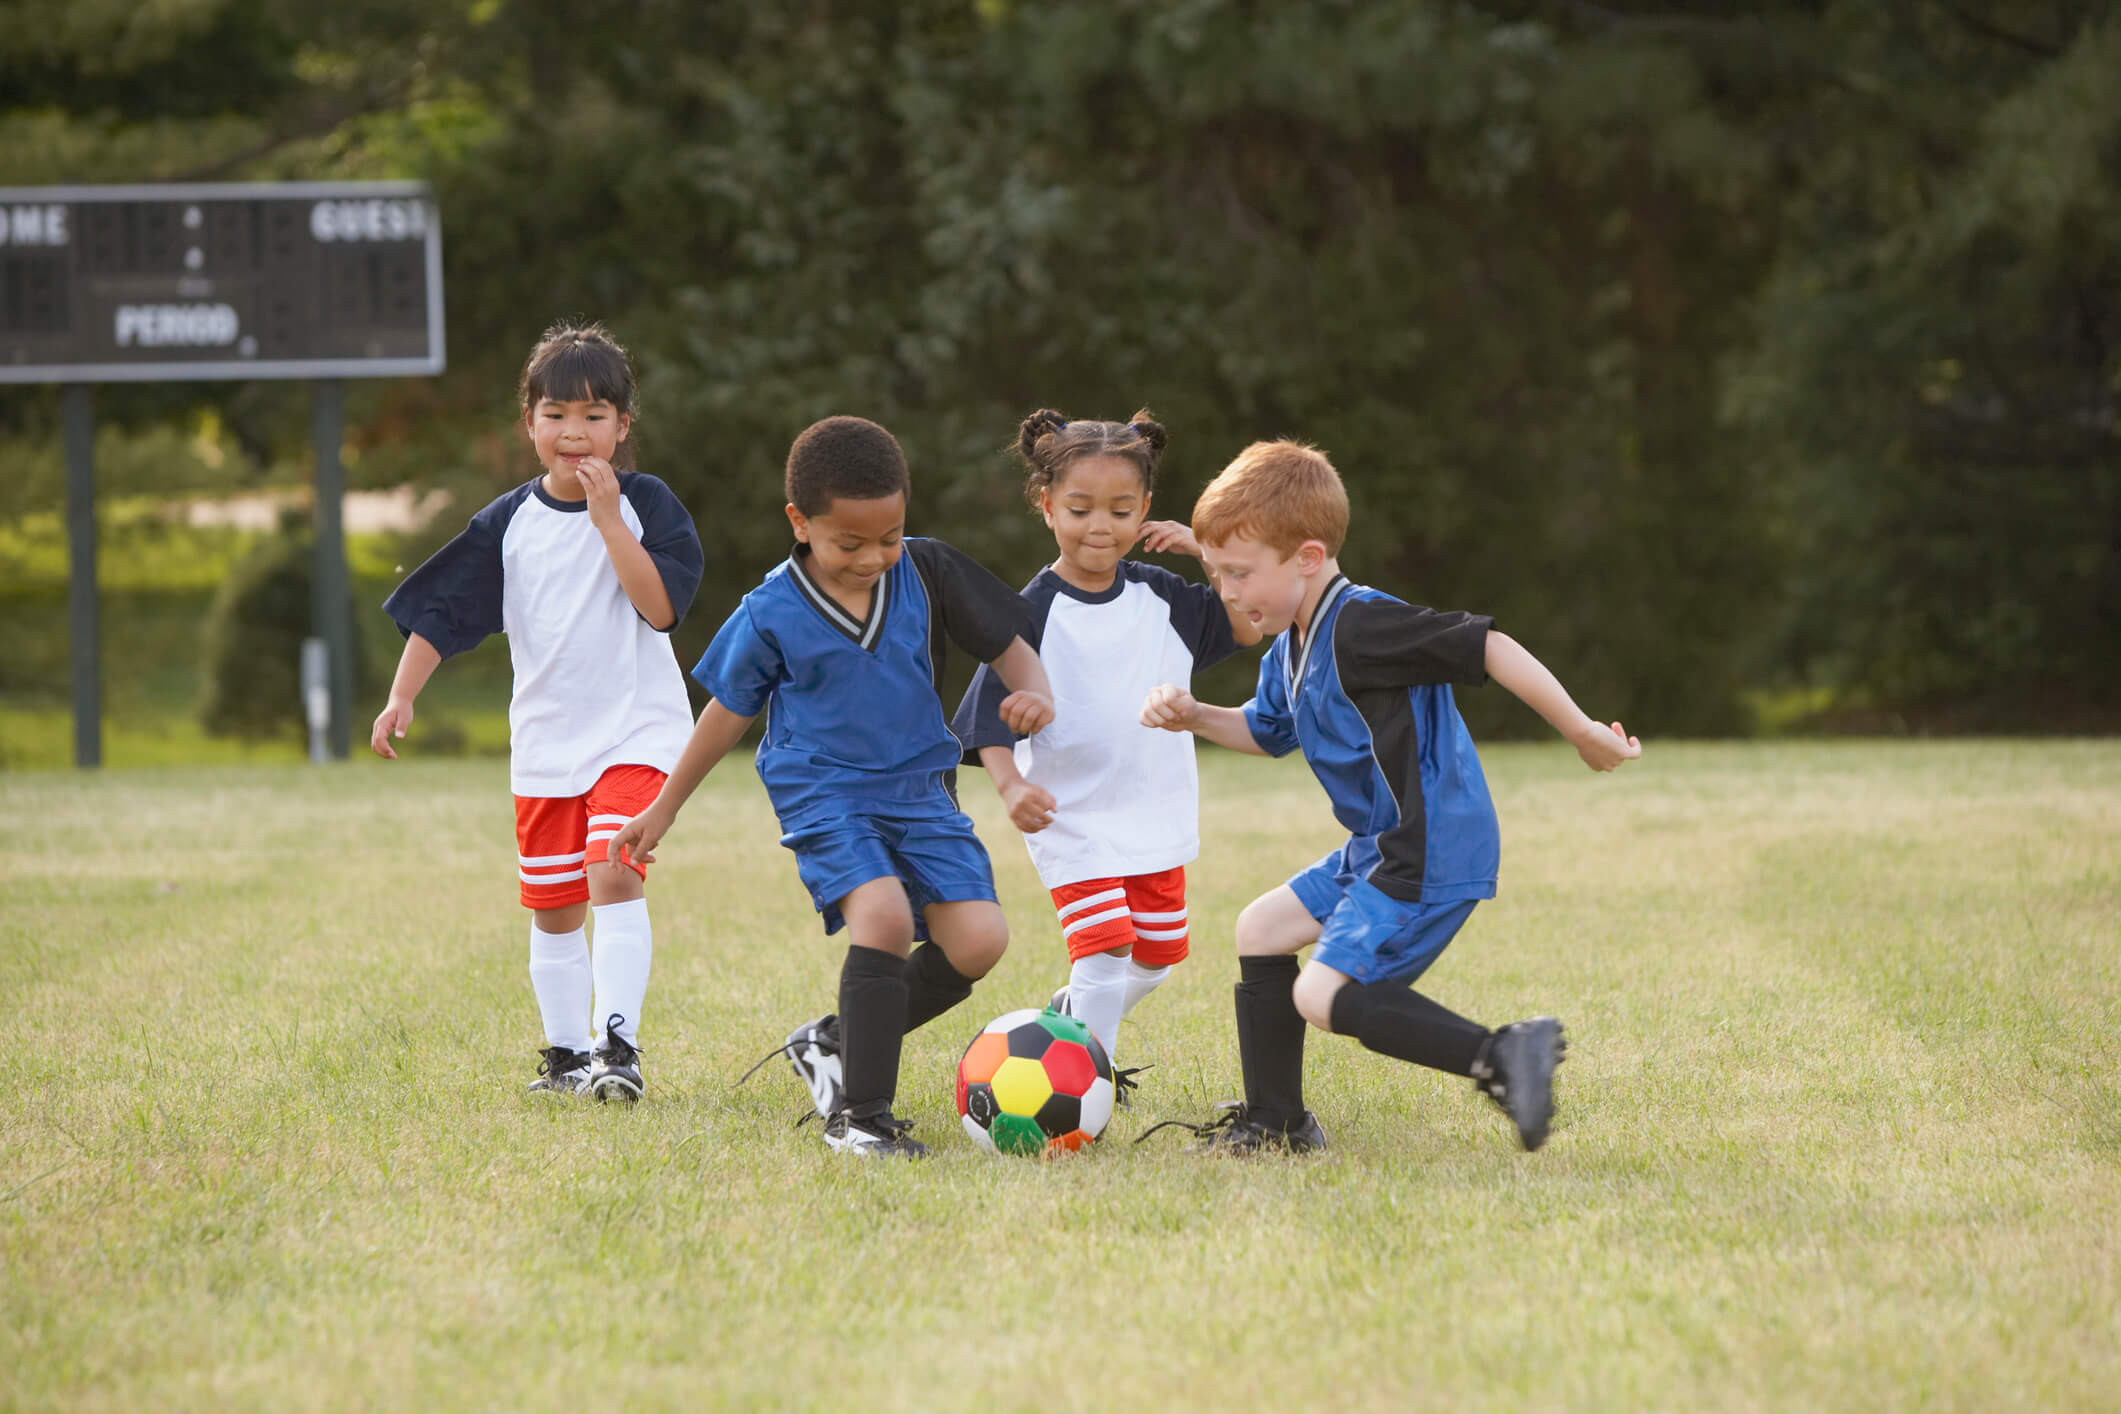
955,1007,1116,1155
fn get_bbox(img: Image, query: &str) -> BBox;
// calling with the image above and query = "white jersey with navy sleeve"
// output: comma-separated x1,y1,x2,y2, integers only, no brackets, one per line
951,560,1242,888
382,473,704,798
691,537,1031,836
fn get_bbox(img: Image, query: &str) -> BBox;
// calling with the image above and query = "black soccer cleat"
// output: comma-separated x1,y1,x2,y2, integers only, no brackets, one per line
1474,1016,1566,1151
1112,1064,1149,1110
822,1107,931,1159
589,1014,644,1103
1047,985,1071,1016
528,1045,593,1095
1135,1101,1328,1156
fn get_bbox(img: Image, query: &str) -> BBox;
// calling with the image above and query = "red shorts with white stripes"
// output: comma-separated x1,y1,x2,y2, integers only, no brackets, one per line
512,764,667,911
1049,865,1190,966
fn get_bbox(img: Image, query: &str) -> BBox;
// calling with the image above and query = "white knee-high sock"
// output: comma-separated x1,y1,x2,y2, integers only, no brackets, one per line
528,922,593,1053
1121,958,1171,1017
1067,950,1132,1060
590,898,653,1046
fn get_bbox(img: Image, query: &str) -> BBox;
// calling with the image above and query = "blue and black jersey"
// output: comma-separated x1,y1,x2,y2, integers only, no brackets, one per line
692,537,1031,835
1243,575,1499,903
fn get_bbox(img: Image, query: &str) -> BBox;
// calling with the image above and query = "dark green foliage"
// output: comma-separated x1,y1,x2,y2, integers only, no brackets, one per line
198,531,370,741
7,0,2118,734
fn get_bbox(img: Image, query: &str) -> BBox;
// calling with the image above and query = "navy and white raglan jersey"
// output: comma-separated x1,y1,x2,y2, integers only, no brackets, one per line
691,537,1032,836
951,561,1242,888
1243,575,1500,903
382,474,704,798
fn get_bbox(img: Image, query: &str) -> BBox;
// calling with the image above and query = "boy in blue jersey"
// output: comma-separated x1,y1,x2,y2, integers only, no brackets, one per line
612,416,1055,1158
1140,440,1640,1154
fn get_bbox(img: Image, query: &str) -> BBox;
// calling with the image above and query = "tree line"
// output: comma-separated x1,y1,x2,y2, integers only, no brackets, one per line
4,0,2116,734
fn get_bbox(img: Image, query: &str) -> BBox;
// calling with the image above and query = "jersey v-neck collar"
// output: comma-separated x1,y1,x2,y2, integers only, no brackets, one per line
786,547,893,652
1285,573,1351,699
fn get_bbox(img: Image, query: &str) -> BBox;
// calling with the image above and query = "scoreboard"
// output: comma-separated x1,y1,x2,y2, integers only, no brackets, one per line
0,181,444,382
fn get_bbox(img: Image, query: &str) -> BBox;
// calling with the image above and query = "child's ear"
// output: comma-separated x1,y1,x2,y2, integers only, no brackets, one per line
784,503,810,543
1296,540,1328,575
615,413,630,444
1039,489,1056,530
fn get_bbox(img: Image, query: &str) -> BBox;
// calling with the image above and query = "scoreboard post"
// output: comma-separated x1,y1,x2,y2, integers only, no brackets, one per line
0,182,445,766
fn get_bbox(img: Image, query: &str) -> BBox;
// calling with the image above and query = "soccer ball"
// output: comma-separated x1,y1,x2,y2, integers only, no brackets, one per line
955,1007,1116,1155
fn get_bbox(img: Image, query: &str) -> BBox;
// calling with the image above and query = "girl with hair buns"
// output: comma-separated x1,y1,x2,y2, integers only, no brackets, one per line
951,409,1261,1088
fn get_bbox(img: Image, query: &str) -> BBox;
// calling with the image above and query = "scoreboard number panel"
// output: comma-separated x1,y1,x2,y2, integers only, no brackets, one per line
0,182,444,382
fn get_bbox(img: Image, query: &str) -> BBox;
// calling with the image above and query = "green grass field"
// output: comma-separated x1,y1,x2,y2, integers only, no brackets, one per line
4,742,2118,1411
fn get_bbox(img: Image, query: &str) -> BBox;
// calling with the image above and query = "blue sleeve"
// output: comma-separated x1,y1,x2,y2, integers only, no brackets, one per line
1240,642,1301,758
380,495,510,659
689,601,780,718
621,473,705,631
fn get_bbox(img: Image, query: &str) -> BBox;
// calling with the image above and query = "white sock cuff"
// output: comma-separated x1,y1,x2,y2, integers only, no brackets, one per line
529,922,588,960
1071,949,1131,982
1123,958,1171,983
590,897,651,931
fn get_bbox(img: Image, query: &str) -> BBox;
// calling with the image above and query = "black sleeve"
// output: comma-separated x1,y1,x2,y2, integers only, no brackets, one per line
905,537,1033,663
380,502,507,659
1161,570,1241,671
620,473,705,630
1332,598,1493,691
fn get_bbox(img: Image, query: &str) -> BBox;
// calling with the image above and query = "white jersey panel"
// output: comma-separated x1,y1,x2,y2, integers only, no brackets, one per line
499,496,693,796
1012,581,1204,887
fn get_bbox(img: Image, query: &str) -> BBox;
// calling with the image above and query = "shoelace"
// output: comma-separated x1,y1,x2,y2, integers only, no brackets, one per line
536,1046,589,1077
1133,1100,1256,1146
599,1014,641,1068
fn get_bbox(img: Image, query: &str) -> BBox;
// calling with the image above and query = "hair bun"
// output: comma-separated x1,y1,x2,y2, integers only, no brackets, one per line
1018,408,1069,460
1127,410,1168,456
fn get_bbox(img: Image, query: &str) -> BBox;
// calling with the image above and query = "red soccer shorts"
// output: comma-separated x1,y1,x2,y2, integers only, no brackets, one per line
1049,865,1189,966
512,763,667,910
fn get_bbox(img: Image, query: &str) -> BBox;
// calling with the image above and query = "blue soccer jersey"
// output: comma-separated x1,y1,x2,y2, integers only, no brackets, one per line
692,537,1032,835
1243,575,1500,903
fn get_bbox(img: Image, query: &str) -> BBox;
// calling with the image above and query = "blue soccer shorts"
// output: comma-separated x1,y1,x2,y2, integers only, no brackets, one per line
1287,842,1480,986
784,810,1000,940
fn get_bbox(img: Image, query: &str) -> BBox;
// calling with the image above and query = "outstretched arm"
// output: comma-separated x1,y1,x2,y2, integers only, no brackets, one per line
1484,631,1641,771
1141,520,1262,647
370,633,443,759
989,636,1056,735
1139,684,1271,755
609,699,757,862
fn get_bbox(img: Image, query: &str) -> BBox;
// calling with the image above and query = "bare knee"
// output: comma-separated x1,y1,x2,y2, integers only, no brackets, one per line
1292,965,1348,1032
924,900,1007,979
587,860,643,906
1234,892,1315,958
840,879,916,957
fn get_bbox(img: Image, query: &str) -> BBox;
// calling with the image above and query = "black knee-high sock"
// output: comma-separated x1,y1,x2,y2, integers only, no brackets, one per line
902,943,975,1033
838,945,909,1119
1328,981,1491,1076
1234,955,1307,1130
